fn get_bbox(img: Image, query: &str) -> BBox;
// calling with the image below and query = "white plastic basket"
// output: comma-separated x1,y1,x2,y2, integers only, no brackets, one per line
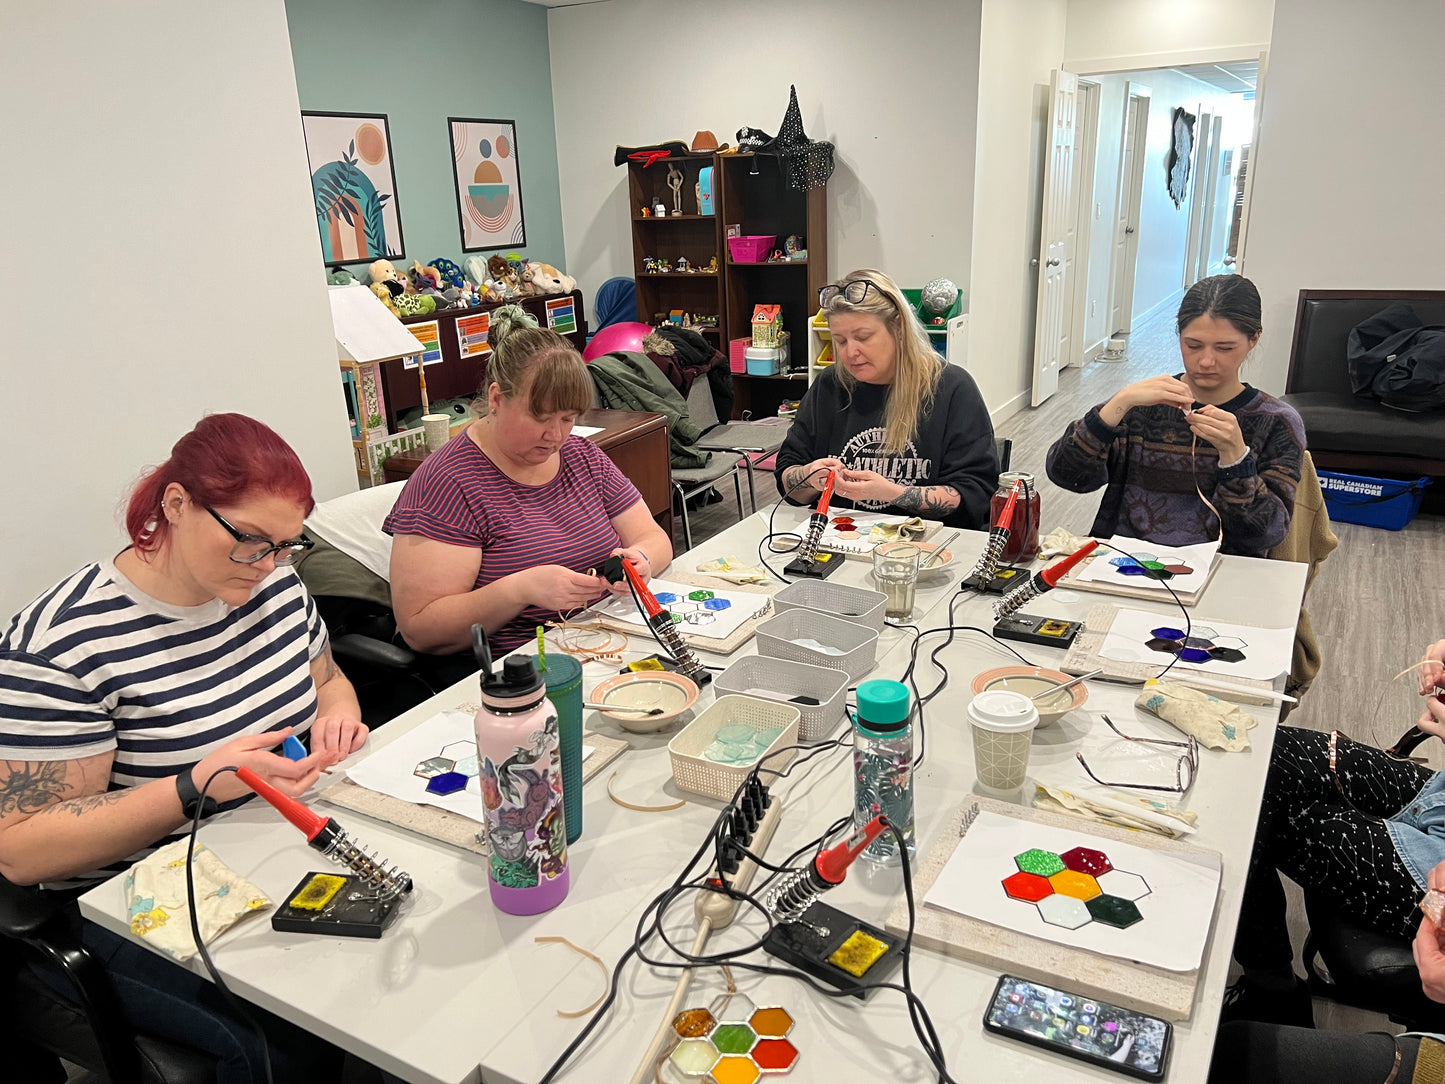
754,609,878,683
668,695,801,801
773,580,888,633
713,655,850,741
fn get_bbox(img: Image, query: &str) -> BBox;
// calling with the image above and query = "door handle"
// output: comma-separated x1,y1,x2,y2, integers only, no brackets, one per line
1030,258,1039,267
1223,256,1236,266
1046,258,1060,267
1125,226,1136,234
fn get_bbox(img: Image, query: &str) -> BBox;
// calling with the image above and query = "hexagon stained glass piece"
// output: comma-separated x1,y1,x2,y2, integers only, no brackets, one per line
1096,869,1152,901
1141,560,1167,571
670,1037,720,1076
1209,647,1247,663
749,1007,793,1038
717,995,756,1024
1129,552,1157,562
1109,556,1140,568
671,612,684,624
1117,564,1150,576
1183,636,1214,649
1150,627,1187,641
710,1023,757,1055
703,597,732,611
414,756,455,779
1210,635,1247,650
1146,637,1184,653
687,590,716,602
673,1008,717,1038
425,771,468,795
1191,626,1218,639
440,740,475,759
1002,871,1055,903
1060,847,1113,876
454,755,480,778
1177,647,1212,663
1036,893,1093,930
1014,849,1066,877
1087,894,1144,928
1048,870,1102,901
1143,567,1174,580
1163,564,1194,575
654,592,679,605
751,1037,799,1073
710,1056,761,1084
683,610,718,625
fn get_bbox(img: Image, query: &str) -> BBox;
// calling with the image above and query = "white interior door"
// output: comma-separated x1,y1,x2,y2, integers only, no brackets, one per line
1195,114,1224,280
1207,143,1234,274
1108,86,1150,337
1236,50,1267,273
1184,106,1214,288
1066,79,1101,369
1030,68,1079,407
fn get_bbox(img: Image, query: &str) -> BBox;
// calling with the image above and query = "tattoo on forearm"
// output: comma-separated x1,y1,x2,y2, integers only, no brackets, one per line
891,486,960,518
42,790,128,818
0,761,71,816
783,465,813,494
319,644,340,685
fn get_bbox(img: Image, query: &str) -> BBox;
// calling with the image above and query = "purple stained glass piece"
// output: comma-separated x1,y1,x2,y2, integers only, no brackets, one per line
426,771,468,795
1177,647,1212,663
1151,627,1186,641
1183,637,1213,649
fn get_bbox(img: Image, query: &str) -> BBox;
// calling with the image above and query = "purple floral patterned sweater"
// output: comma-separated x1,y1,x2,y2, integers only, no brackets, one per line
1044,383,1306,557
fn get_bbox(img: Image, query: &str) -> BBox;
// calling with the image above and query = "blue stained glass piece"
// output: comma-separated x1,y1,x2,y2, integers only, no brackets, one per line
1151,627,1186,641
426,771,468,795
654,593,679,605
703,597,732,611
1177,647,1212,663
1117,564,1149,576
1109,556,1139,568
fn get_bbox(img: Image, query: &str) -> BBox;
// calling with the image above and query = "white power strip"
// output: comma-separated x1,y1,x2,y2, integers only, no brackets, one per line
694,797,782,930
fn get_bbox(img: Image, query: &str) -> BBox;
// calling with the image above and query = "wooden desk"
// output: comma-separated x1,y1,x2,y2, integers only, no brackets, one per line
382,409,673,539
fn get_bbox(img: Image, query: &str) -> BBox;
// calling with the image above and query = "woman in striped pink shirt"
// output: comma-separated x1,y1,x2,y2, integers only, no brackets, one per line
386,306,673,655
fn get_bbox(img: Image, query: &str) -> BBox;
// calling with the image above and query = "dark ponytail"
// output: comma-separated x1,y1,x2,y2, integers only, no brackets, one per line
1176,275,1262,340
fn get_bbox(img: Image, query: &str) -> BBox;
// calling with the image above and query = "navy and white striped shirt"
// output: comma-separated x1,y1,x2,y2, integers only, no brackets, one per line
0,560,327,884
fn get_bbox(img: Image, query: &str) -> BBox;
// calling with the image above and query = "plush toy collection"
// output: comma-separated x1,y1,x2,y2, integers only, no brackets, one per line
339,251,574,321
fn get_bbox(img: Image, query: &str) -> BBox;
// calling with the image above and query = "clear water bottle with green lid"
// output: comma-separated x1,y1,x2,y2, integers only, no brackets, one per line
853,679,915,866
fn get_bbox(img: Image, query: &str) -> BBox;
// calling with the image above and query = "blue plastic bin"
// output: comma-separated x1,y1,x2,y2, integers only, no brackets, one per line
1317,471,1431,530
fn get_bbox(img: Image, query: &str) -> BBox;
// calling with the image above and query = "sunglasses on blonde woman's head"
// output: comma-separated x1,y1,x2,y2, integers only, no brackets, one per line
204,506,313,565
819,280,900,310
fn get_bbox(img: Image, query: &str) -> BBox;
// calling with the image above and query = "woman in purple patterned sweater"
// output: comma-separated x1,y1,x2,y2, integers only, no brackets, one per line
1046,276,1305,557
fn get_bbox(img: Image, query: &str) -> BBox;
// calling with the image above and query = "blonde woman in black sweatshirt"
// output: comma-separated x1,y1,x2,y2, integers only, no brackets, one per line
775,269,999,528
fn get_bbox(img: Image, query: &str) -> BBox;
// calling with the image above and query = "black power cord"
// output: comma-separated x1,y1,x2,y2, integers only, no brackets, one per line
757,465,838,584
184,767,276,1084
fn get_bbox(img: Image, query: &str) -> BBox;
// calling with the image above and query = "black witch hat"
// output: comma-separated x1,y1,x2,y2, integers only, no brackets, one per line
736,85,834,191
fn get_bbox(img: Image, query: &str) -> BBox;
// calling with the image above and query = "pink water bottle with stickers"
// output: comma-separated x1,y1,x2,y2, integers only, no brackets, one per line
471,627,569,915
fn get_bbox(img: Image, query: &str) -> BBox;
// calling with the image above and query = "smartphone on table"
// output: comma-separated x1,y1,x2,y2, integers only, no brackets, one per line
982,974,1172,1081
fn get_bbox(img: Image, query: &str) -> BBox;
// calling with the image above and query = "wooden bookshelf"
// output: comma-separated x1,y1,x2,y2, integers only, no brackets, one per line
626,153,725,342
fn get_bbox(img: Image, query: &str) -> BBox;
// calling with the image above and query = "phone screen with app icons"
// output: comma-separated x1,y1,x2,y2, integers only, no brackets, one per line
983,975,1171,1080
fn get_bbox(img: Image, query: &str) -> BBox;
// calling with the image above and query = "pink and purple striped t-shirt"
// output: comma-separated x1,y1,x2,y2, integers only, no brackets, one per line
383,433,643,651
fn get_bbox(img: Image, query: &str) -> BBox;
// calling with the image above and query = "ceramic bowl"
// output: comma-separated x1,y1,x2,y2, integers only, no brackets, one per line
914,540,956,577
970,665,1088,727
589,671,700,732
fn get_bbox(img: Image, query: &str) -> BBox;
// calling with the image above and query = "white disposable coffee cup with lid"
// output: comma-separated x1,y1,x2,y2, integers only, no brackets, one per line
967,690,1039,790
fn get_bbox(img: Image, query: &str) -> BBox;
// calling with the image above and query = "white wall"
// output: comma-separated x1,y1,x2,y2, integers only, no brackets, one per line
1065,0,1272,71
966,0,1069,417
0,3,356,620
547,0,983,309
1128,69,1226,321
1082,75,1127,349
1243,0,1445,393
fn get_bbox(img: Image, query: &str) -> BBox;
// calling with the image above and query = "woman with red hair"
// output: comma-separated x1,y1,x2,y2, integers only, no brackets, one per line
0,413,366,1081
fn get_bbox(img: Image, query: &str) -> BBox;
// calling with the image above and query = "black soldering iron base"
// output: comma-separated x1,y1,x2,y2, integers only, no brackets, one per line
961,565,1029,594
762,901,904,999
783,551,845,579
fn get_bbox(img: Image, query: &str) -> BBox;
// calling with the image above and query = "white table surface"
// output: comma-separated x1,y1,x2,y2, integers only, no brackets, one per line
80,510,1307,1084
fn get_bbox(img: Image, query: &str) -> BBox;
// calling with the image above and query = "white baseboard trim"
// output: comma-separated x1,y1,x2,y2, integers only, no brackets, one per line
990,389,1030,427
1131,286,1186,330
1082,338,1107,365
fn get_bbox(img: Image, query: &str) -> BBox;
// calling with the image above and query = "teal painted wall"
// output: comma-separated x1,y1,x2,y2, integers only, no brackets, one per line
285,0,566,275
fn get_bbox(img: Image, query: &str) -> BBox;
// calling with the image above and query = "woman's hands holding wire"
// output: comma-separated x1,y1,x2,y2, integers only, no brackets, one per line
1186,405,1247,465
835,467,900,504
520,565,608,611
604,547,651,596
1101,375,1194,424
1419,640,1445,696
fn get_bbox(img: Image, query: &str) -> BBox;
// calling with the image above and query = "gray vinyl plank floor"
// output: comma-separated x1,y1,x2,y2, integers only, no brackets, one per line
687,307,1442,1037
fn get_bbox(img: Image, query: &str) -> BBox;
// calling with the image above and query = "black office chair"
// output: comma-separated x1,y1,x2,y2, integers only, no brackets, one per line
1302,890,1445,1032
0,875,216,1083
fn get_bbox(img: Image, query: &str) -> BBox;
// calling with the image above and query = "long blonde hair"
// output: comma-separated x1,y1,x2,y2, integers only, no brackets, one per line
824,268,941,455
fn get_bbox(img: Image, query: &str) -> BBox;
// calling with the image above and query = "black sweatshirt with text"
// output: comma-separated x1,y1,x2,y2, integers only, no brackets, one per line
774,363,999,528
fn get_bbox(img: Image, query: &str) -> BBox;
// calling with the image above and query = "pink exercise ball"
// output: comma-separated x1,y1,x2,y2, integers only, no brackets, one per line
583,321,652,363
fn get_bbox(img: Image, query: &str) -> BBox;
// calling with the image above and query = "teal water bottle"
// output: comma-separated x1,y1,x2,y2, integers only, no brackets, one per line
853,680,915,866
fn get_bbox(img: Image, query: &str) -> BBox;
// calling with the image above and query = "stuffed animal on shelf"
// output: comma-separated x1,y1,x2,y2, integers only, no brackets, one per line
521,261,577,296
430,257,466,289
368,259,403,297
410,260,444,293
326,267,355,286
369,281,400,316
394,292,435,316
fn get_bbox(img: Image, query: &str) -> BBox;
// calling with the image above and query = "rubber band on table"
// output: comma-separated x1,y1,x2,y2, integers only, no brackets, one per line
607,771,685,812
548,617,629,664
534,936,611,1018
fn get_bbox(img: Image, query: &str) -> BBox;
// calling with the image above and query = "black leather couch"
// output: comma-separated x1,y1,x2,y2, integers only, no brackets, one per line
1282,289,1445,477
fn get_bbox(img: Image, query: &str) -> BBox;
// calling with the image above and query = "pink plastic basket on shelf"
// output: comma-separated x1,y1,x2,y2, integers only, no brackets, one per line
727,235,776,263
729,337,751,373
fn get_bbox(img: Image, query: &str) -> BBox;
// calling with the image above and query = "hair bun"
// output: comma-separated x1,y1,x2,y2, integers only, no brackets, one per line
489,304,539,349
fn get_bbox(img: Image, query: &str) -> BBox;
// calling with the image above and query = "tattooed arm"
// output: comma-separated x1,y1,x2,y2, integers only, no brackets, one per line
307,643,368,764
889,484,962,519
0,752,192,885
